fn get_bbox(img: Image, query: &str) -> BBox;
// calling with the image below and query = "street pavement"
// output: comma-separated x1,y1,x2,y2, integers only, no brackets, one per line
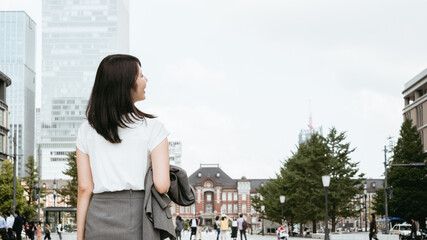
40,231,399,240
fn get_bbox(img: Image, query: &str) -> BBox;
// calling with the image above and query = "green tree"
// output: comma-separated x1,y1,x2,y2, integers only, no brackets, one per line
388,118,427,228
371,188,385,216
325,128,364,232
0,160,27,215
59,152,78,207
254,128,364,233
22,156,38,205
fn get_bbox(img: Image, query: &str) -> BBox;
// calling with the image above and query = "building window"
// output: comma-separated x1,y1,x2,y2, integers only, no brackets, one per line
242,204,246,213
207,193,212,202
234,204,238,213
228,192,232,201
372,182,376,188
206,204,213,213
222,192,226,201
216,172,220,178
198,173,202,178
233,193,238,201
228,204,233,213
242,194,246,201
221,204,226,213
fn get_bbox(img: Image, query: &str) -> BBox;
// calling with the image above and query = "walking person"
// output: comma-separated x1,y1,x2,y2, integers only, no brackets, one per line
369,214,378,240
35,223,42,240
56,221,63,240
190,217,198,240
6,211,14,240
219,216,230,240
0,212,8,240
231,217,238,240
175,216,183,240
214,216,220,240
236,214,247,240
196,214,203,240
12,211,23,240
76,54,171,240
43,223,51,240
411,218,417,240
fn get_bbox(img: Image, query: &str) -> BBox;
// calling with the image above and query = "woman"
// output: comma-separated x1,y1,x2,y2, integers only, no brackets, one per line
231,217,238,240
36,223,42,240
43,223,51,240
219,216,229,240
215,216,220,240
76,54,170,240
369,214,379,240
175,216,182,240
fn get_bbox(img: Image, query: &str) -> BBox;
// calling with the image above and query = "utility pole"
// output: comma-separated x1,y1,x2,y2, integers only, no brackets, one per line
384,146,389,234
37,145,41,222
13,130,17,213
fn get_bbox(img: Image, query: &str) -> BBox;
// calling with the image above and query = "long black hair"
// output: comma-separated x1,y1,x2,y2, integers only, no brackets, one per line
86,54,155,143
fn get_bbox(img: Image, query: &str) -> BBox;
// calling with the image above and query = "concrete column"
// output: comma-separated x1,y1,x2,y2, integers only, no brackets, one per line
415,91,421,100
405,97,410,106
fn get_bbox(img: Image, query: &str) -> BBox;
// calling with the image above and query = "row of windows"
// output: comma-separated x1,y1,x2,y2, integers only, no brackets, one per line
221,192,246,201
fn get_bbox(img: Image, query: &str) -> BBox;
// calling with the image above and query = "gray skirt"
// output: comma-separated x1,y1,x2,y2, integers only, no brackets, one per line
85,190,145,240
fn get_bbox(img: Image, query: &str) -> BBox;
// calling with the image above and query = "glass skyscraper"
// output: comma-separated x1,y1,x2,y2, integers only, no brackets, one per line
40,0,129,179
0,11,36,177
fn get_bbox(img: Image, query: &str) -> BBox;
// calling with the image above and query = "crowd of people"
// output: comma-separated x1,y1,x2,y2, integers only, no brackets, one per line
174,214,249,240
0,211,63,240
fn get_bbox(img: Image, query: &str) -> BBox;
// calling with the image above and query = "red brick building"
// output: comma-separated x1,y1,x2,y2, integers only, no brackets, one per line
170,164,268,230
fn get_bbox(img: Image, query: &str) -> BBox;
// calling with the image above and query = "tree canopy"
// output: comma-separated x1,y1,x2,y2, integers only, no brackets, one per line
388,118,427,228
253,127,364,232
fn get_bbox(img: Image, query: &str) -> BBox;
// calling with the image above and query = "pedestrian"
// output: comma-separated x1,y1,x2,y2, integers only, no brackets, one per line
231,217,238,240
411,218,417,240
6,211,14,240
236,214,247,240
369,214,378,240
0,211,8,240
36,223,42,240
56,221,63,240
175,216,182,240
190,217,198,240
196,214,203,240
214,216,220,240
76,54,170,240
27,222,35,240
12,211,23,240
43,223,51,240
219,215,229,240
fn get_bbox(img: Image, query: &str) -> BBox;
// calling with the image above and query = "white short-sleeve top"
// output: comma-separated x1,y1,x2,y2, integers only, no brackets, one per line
76,117,169,193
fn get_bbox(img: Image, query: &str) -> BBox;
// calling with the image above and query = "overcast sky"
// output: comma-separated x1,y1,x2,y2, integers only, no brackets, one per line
2,0,427,180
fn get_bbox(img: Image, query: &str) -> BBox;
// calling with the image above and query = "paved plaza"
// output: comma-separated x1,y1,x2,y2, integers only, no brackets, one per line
33,231,399,240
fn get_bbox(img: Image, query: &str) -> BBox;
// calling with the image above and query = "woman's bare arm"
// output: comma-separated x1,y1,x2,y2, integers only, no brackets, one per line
151,138,170,194
76,148,94,240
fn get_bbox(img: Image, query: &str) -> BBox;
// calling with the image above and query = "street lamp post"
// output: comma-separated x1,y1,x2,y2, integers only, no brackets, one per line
280,195,285,220
364,190,367,232
53,178,57,207
261,205,265,236
322,175,331,240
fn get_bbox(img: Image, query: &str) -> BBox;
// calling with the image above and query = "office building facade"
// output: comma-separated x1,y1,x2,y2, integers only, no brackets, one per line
0,11,36,177
40,0,129,179
0,71,11,161
402,68,427,152
169,141,182,167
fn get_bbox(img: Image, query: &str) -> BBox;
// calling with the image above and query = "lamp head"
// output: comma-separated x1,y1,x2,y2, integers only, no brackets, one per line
322,175,331,187
280,195,285,204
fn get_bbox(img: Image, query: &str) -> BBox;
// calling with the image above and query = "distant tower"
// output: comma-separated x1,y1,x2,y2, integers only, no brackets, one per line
0,11,36,177
299,102,322,144
39,0,129,179
168,141,182,167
